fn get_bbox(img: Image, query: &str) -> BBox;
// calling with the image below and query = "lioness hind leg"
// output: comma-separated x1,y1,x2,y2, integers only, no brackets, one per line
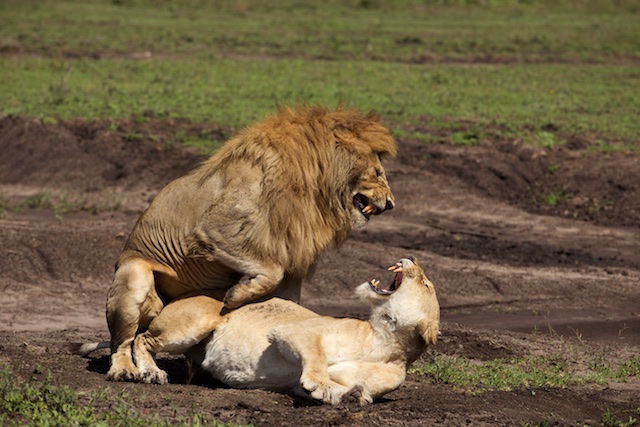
132,295,225,384
328,361,405,404
106,258,160,382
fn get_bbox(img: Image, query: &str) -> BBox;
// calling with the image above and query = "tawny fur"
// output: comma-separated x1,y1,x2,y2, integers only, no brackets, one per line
104,105,397,383
75,258,439,405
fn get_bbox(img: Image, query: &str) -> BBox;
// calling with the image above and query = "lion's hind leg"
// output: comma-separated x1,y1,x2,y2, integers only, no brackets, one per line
106,258,162,382
132,295,225,384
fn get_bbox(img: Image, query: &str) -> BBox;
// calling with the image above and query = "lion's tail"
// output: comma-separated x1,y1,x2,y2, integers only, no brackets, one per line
68,341,110,357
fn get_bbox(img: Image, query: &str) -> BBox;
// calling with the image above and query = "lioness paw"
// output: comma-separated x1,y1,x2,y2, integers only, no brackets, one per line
341,385,373,405
302,378,349,405
300,376,320,394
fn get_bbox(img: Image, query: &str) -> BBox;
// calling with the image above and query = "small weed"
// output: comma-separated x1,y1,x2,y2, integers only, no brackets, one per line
529,131,562,148
542,191,569,207
547,164,561,174
451,130,481,146
602,408,638,427
45,66,74,106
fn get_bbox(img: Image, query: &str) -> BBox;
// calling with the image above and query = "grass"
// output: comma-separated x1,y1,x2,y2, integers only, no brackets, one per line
410,352,640,393
0,0,639,146
1,0,639,63
2,190,122,220
601,408,639,427
0,364,250,427
542,191,570,207
1,57,639,143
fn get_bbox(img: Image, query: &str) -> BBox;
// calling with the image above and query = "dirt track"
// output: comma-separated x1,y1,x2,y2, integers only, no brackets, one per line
1,115,639,426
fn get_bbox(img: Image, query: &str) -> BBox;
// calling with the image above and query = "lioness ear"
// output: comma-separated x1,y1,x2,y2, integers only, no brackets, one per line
417,320,439,345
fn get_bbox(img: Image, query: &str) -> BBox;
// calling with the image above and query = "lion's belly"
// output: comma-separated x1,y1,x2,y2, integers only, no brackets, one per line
154,256,242,301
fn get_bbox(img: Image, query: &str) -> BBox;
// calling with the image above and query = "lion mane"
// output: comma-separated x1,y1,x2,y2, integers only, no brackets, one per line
189,105,397,277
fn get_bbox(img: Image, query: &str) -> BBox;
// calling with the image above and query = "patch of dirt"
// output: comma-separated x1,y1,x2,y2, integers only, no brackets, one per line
1,115,639,426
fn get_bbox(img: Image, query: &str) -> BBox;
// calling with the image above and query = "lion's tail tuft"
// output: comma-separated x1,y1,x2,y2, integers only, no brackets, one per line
68,341,110,357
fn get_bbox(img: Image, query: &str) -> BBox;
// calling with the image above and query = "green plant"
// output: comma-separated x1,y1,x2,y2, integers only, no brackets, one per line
529,131,561,148
542,191,570,207
602,408,638,427
0,1,639,144
411,351,640,394
450,130,481,146
0,364,252,427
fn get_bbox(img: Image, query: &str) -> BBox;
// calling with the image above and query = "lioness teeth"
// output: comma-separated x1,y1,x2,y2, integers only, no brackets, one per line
388,263,403,273
371,279,380,288
362,205,375,214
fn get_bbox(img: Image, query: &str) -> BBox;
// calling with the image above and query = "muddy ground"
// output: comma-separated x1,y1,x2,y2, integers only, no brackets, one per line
0,115,639,426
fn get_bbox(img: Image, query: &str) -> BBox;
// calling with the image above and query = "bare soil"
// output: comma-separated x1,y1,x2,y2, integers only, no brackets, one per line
1,115,639,426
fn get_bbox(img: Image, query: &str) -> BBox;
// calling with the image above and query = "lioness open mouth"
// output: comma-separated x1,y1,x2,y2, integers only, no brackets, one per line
369,262,403,295
354,194,379,220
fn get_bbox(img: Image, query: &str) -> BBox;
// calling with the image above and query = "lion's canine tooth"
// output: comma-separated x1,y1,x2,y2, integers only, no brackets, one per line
371,279,380,288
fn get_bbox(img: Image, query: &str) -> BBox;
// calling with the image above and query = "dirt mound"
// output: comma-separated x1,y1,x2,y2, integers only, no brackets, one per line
397,123,640,227
0,115,218,213
1,116,639,426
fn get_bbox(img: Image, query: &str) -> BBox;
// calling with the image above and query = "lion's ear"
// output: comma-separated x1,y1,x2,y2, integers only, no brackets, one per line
332,124,354,146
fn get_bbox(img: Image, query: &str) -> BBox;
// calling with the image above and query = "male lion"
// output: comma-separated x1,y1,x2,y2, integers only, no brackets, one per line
76,257,439,404
105,105,397,383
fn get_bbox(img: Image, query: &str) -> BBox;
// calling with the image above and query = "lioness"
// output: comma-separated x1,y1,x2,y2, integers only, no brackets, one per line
76,257,439,405
106,105,397,383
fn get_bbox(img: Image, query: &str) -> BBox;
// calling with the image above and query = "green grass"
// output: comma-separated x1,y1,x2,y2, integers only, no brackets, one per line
2,190,122,220
0,364,250,427
2,57,638,143
1,0,639,146
542,191,570,207
410,352,640,393
1,0,638,63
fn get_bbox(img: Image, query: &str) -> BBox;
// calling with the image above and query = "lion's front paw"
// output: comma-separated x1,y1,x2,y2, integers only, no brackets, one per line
223,286,251,310
139,368,168,385
106,366,139,382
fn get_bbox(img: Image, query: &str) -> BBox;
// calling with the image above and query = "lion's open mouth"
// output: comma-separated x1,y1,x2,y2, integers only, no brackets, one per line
369,262,403,295
354,194,379,220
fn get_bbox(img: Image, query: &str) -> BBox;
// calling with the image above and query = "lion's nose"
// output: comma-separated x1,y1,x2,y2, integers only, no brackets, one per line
385,199,394,211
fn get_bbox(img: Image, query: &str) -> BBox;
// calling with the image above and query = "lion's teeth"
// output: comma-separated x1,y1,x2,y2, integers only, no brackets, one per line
371,279,380,288
362,205,374,214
